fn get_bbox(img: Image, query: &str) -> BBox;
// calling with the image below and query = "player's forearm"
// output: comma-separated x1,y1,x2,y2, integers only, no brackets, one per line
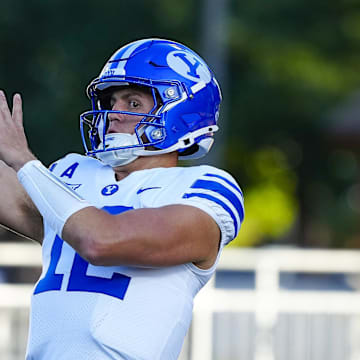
62,205,220,268
62,207,177,266
0,161,43,242
61,207,157,266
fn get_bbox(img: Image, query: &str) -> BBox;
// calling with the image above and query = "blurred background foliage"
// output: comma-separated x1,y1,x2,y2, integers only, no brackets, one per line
0,0,359,248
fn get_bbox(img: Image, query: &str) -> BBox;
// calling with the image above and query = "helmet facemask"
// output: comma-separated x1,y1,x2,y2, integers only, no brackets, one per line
80,84,168,167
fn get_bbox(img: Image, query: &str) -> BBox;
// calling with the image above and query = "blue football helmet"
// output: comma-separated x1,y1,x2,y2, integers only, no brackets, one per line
80,38,222,167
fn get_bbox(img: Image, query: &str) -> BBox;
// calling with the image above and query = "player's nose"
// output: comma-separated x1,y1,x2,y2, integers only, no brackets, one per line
108,112,124,122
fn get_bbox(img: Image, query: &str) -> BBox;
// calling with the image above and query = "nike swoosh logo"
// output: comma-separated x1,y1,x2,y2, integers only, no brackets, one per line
137,186,162,194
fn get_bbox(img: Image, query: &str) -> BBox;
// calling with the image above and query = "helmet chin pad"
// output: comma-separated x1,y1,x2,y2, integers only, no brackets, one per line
95,133,142,167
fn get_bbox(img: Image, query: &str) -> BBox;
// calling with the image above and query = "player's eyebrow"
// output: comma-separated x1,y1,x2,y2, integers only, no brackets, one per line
111,90,148,101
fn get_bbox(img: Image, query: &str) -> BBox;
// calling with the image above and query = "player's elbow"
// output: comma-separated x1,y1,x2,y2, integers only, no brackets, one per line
83,249,106,266
79,234,110,266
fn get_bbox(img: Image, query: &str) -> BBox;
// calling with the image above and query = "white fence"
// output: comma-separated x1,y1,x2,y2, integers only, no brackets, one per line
0,243,41,360
187,248,360,360
1,244,360,360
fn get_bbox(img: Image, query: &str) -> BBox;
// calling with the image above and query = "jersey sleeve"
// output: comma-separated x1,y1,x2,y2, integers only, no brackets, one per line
172,167,244,247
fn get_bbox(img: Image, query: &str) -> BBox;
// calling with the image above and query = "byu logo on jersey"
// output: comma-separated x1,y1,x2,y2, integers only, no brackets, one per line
101,184,119,196
167,51,211,83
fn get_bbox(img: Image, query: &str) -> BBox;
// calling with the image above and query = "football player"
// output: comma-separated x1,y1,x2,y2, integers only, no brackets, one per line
0,38,244,359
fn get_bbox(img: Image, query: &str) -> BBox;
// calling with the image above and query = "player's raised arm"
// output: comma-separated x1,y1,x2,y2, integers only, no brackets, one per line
0,91,43,242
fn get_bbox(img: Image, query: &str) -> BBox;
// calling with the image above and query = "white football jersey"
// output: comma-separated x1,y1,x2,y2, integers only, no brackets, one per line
26,154,244,360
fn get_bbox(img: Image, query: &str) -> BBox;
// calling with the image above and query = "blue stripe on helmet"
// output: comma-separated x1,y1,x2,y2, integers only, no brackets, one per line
109,39,151,74
182,192,239,236
204,173,243,197
190,179,244,222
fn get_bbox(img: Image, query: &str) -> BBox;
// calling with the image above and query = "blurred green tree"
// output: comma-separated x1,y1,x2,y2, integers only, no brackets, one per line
224,0,360,248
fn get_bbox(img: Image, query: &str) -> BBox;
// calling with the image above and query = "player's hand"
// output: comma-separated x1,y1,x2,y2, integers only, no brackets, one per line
0,91,36,171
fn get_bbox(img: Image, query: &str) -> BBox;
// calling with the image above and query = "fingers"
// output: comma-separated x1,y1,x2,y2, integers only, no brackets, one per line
12,93,23,127
0,91,24,129
0,90,12,122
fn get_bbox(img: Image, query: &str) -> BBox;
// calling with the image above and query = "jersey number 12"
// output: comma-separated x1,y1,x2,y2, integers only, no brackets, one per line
33,206,132,300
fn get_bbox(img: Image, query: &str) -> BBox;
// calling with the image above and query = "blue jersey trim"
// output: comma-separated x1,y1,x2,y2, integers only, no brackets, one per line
190,179,244,222
102,205,134,215
182,192,239,236
204,173,243,197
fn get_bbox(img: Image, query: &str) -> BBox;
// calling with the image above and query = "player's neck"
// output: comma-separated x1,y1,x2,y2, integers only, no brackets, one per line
113,152,178,181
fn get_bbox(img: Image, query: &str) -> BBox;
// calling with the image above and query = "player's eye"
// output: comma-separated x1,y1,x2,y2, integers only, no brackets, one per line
129,100,140,108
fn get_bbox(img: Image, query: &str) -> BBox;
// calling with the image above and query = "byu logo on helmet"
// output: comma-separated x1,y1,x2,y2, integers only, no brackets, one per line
167,51,211,83
101,184,119,196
